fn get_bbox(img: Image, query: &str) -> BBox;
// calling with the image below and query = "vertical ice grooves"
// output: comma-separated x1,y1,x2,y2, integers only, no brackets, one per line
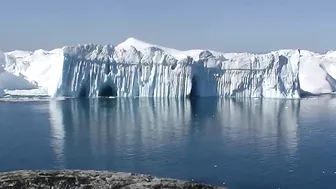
52,45,303,98
4,43,336,99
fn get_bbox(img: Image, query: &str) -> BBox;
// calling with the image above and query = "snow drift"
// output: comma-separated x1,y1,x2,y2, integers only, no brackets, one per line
1,38,336,98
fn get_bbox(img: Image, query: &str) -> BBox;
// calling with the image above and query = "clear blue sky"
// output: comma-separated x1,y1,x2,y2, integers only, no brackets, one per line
1,0,335,53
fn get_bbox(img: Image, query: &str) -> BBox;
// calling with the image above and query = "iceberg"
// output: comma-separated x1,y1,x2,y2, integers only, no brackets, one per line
298,51,336,96
0,51,40,97
0,52,4,97
1,38,336,98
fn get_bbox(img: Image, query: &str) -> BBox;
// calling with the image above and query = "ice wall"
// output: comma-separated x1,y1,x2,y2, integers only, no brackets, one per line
0,51,5,69
190,50,301,98
2,38,336,98
55,45,192,97
0,51,4,97
53,44,302,98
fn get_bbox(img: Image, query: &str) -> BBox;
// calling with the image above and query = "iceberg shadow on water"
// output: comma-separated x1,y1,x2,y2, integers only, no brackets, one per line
46,96,336,188
48,97,303,175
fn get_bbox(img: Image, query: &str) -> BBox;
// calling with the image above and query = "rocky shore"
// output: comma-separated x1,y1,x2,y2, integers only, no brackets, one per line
0,170,226,189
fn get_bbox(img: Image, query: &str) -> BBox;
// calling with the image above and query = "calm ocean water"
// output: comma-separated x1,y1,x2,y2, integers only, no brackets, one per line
1,97,336,189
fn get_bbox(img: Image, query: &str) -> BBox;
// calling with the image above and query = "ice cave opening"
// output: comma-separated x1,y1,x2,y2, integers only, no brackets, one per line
98,84,117,97
187,76,198,98
78,87,89,98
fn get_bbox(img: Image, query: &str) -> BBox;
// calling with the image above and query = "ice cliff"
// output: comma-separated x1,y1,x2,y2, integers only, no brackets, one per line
1,38,336,98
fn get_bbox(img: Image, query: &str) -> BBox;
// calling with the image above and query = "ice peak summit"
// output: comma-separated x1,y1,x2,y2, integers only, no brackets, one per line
117,37,211,60
118,37,154,50
123,37,150,45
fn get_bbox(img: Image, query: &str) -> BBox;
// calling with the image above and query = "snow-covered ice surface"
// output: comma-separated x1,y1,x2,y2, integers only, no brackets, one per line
1,38,336,99
1,50,39,97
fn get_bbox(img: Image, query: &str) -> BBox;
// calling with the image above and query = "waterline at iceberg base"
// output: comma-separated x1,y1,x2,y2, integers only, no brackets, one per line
1,38,336,99
0,170,226,189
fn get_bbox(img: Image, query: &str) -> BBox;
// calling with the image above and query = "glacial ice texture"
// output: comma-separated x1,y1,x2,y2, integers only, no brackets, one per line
1,38,336,98
53,46,301,98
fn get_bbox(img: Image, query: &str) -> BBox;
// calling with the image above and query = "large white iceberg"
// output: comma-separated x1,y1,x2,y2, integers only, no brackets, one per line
1,38,336,98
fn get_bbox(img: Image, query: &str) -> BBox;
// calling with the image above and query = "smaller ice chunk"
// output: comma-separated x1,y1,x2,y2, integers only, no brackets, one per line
0,88,4,97
0,52,5,97
0,51,5,71
2,51,36,96
299,56,336,95
3,49,64,96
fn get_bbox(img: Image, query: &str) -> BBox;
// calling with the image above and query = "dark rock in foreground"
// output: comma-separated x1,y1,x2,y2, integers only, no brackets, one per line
0,170,227,189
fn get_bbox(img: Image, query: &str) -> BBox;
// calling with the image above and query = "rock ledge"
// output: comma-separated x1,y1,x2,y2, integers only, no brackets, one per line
0,170,226,189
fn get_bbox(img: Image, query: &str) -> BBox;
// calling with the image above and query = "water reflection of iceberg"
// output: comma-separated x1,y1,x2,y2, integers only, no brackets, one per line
48,97,301,169
221,98,299,155
189,98,300,156
49,100,65,169
48,98,192,168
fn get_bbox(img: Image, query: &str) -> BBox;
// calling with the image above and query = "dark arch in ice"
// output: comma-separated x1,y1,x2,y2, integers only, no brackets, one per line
104,64,111,75
186,76,199,98
171,62,177,70
98,84,117,97
78,87,89,98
